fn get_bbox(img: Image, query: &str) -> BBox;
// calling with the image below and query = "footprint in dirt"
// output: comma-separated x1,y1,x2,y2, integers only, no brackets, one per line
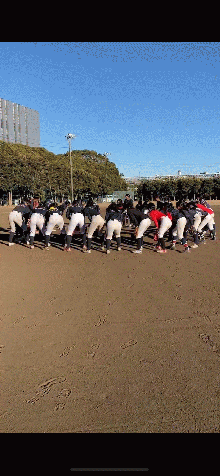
26,376,66,404
54,389,72,411
59,345,75,357
120,340,137,349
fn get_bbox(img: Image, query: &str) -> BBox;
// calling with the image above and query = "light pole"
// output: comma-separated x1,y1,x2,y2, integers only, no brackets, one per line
102,152,111,199
66,133,76,202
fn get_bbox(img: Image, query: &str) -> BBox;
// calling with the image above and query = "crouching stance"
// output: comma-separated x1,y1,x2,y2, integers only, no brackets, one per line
83,198,105,253
127,201,151,253
105,202,123,254
45,201,68,249
148,202,172,253
8,201,32,246
29,203,47,248
65,200,86,251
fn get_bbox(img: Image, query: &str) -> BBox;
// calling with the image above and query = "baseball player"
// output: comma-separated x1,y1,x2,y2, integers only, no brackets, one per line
195,200,215,240
170,201,193,252
28,202,47,249
196,198,216,240
8,200,33,246
83,198,105,253
183,201,206,248
44,200,69,250
64,199,87,252
147,202,172,253
105,201,123,254
126,202,151,253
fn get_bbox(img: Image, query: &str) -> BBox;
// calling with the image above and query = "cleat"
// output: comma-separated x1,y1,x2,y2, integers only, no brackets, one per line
132,249,142,254
184,247,190,252
26,241,30,245
8,242,15,246
82,245,87,252
157,249,167,253
106,250,110,254
84,249,91,253
117,247,121,251
30,245,34,249
190,243,198,248
64,247,71,252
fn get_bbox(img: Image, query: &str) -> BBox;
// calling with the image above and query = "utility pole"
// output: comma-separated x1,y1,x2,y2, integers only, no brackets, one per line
66,133,76,202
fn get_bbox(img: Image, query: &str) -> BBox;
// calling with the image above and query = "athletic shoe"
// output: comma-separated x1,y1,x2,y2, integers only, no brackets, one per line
117,247,121,251
8,242,15,246
170,244,176,250
132,249,142,254
26,241,30,245
45,246,50,251
106,250,110,254
190,243,198,248
184,247,190,252
84,249,91,253
64,247,71,252
82,245,87,252
100,246,105,251
30,245,34,249
157,249,167,253
155,245,162,251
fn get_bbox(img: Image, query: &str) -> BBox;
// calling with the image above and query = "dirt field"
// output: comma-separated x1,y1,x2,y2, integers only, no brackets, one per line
1,202,220,443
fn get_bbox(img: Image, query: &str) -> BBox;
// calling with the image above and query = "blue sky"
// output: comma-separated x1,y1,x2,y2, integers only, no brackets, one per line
1,42,220,177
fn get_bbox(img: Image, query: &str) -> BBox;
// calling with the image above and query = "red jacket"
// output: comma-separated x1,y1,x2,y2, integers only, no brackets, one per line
149,209,172,229
197,203,213,215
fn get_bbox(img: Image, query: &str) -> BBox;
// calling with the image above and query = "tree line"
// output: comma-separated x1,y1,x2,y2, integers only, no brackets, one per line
0,141,127,202
137,176,220,201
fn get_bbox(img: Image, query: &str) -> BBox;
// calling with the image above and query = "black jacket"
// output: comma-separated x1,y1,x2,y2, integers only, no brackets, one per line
105,209,123,223
66,205,84,220
32,206,47,216
127,208,148,227
13,204,32,222
83,204,101,221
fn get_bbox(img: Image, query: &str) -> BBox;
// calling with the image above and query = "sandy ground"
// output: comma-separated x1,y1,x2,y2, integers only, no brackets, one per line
1,202,220,446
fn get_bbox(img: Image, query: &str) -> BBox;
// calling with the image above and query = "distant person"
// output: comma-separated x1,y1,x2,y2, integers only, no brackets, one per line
123,194,133,210
135,199,143,211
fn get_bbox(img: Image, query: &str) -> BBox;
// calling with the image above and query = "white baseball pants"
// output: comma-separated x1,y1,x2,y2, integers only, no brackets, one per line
9,211,23,232
45,213,64,236
193,213,202,231
87,215,105,239
67,213,85,236
106,219,122,239
29,213,45,237
136,217,151,239
172,216,187,240
198,213,215,232
158,216,172,238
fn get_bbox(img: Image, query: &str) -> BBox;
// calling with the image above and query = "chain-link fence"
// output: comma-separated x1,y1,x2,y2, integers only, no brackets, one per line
112,189,135,201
